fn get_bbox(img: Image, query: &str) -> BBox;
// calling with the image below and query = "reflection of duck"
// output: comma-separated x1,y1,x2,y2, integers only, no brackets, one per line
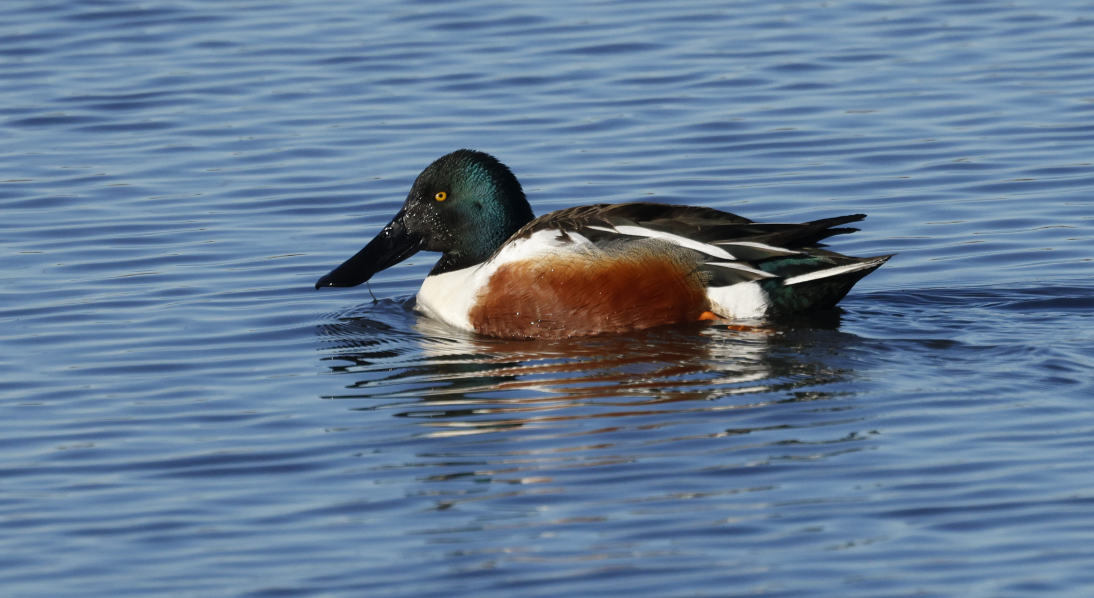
316,150,890,339
411,315,773,396
317,307,860,439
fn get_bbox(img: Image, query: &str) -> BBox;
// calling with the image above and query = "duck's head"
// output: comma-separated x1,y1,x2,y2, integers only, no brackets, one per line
316,149,535,290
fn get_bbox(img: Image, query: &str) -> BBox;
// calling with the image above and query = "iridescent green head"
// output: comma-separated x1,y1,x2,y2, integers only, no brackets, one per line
316,150,535,289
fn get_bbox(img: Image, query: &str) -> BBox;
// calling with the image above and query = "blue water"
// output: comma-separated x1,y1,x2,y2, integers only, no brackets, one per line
3,0,1094,596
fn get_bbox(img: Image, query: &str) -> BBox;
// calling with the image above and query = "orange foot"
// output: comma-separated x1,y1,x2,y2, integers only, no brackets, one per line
697,311,772,333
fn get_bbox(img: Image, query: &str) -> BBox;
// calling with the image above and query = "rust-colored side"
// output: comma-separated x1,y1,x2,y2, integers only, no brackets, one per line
468,251,710,339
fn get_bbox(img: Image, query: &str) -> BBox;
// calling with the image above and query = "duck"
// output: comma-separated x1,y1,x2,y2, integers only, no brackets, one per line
316,149,891,339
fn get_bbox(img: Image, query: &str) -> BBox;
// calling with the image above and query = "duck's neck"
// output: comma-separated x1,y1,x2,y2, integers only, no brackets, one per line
429,200,535,276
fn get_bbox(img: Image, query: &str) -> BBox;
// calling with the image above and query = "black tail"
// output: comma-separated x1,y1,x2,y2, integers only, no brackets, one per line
762,254,893,315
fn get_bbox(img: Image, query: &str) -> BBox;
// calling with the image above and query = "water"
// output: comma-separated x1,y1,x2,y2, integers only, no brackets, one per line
2,0,1093,596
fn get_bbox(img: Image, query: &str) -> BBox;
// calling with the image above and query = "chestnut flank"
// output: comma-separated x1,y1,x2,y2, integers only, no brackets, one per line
469,251,709,339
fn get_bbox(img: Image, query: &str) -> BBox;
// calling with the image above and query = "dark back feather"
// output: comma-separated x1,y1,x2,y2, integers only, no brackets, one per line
507,202,865,251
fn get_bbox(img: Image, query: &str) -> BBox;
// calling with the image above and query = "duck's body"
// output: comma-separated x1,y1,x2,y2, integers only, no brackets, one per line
317,150,891,339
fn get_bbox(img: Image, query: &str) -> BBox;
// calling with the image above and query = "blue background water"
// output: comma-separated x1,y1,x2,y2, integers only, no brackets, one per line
2,1,1093,596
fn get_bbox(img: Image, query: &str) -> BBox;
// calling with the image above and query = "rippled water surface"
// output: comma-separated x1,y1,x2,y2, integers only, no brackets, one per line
3,1,1094,596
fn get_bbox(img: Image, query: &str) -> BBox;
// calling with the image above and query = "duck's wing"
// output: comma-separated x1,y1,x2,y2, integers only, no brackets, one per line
512,202,752,240
502,202,891,315
510,202,865,261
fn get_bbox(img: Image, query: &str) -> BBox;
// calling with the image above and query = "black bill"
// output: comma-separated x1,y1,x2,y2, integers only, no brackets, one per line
315,209,424,289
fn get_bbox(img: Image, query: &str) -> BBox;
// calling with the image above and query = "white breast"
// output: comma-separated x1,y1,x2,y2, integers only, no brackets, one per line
415,266,481,331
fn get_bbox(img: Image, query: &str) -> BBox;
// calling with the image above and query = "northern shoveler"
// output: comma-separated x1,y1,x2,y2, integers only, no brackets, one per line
316,150,892,339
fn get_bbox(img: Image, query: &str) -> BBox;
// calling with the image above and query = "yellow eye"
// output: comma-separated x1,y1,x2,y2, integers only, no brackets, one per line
434,191,447,202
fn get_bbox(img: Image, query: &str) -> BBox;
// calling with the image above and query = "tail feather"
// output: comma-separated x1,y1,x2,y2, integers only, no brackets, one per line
762,254,893,315
748,214,867,248
783,255,891,286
